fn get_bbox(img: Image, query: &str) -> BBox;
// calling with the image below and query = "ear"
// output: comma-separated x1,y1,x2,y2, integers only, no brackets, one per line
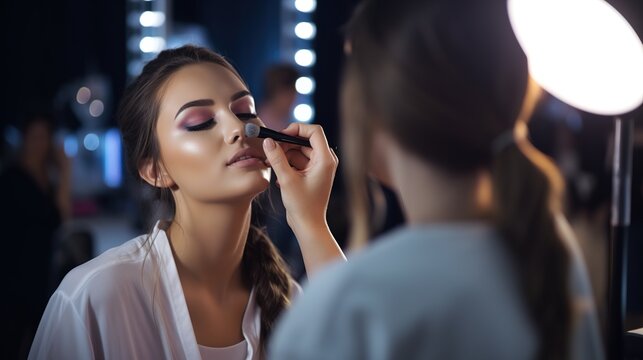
138,159,175,188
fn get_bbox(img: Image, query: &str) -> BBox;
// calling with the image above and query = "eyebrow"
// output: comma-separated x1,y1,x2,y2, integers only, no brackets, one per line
174,90,252,119
175,99,214,119
231,90,251,102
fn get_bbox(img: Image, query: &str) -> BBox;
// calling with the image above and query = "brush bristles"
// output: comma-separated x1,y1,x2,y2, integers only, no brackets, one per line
245,123,260,138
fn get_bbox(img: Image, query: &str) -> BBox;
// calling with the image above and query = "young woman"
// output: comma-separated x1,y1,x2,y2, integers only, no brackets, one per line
269,0,604,359
29,45,344,359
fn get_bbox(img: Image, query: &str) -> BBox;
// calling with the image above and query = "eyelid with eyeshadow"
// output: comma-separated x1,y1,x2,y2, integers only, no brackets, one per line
185,118,216,132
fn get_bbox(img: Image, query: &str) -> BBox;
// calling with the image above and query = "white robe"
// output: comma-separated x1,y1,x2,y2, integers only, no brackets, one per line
29,221,297,360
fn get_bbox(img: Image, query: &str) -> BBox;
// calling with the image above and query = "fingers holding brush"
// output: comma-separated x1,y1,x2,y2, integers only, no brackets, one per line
262,123,337,232
285,148,310,170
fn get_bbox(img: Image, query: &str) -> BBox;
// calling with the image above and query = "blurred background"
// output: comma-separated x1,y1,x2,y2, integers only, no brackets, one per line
0,0,641,357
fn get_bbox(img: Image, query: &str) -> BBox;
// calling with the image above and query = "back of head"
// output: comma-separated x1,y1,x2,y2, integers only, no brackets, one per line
342,1,573,358
344,0,528,171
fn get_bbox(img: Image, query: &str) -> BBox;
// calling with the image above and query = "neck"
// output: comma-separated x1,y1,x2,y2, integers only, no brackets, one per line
168,195,252,299
387,144,491,225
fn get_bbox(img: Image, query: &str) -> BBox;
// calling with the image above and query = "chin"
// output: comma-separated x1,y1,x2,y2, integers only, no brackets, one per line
209,168,270,202
253,176,271,193
241,171,271,197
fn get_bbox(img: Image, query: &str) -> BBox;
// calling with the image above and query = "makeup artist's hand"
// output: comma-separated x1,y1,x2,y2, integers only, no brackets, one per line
263,123,338,231
262,123,344,274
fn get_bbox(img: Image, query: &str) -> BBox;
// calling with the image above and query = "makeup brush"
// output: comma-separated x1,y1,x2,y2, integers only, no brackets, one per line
244,123,311,147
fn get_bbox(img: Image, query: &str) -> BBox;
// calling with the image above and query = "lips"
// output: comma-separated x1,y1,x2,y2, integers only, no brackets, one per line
226,147,267,166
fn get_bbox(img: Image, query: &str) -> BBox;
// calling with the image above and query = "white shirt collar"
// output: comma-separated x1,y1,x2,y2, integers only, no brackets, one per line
150,220,261,359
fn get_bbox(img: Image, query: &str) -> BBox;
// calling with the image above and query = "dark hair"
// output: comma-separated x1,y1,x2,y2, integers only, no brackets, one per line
262,63,300,101
116,44,292,351
342,1,572,359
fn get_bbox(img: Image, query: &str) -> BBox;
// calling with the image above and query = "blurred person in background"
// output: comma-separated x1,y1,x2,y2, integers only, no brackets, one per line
0,112,71,359
269,0,604,359
257,64,300,132
28,45,344,359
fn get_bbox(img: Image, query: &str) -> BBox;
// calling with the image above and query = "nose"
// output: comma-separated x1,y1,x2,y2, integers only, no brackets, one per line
223,113,247,145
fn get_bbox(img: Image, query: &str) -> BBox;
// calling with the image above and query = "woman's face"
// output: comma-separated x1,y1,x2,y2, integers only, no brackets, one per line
153,62,270,204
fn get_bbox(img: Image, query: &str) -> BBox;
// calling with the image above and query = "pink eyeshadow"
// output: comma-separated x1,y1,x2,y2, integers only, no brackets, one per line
177,110,213,128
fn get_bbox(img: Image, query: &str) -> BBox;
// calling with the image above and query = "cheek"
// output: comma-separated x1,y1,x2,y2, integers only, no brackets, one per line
155,123,269,201
158,128,224,187
173,137,213,157
369,151,393,187
369,134,395,188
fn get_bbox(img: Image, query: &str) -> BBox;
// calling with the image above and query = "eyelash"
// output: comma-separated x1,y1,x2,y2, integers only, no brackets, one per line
184,113,257,132
185,119,215,132
236,113,258,121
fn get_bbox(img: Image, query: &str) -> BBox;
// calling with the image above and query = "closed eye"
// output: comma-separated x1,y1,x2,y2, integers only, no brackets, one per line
185,118,216,132
236,113,257,121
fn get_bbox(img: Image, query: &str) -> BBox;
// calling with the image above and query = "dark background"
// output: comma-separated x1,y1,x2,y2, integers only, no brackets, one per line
0,0,364,147
2,0,639,145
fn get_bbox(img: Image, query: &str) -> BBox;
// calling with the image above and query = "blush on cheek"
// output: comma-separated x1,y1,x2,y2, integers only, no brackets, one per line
178,141,207,156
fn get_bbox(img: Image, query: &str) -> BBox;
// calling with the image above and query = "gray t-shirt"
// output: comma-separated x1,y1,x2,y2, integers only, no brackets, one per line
269,222,604,360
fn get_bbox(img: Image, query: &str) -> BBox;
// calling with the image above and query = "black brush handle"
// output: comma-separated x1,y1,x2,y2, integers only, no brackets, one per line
258,126,312,147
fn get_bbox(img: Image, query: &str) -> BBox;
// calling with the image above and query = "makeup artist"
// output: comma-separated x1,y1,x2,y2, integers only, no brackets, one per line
29,45,344,360
269,0,604,359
